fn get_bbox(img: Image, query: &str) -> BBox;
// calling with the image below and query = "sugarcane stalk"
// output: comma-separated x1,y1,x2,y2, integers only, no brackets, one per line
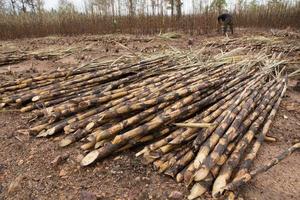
212,81,284,197
193,79,273,182
119,126,174,152
59,128,93,147
112,73,254,146
193,81,261,168
183,78,265,186
95,102,171,140
164,149,196,178
49,90,135,122
83,106,169,150
222,143,300,193
136,128,187,160
157,145,191,173
188,125,247,199
168,80,252,147
173,123,215,128
135,81,238,157
232,82,287,181
80,139,129,166
41,95,132,136
167,76,257,150
82,94,211,166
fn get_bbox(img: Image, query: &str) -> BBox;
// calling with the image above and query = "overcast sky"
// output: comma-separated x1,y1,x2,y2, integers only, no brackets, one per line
44,0,238,13
44,0,86,11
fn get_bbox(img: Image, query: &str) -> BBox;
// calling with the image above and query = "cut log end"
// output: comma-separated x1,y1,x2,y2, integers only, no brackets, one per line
184,171,194,186
112,136,122,144
212,176,227,198
164,168,177,177
135,147,148,157
80,150,99,166
20,107,31,112
81,141,96,150
169,138,182,145
86,122,95,130
87,135,95,142
63,125,72,133
176,173,184,183
32,96,40,102
188,183,207,200
193,157,204,169
293,142,300,149
36,130,48,138
194,168,210,182
227,191,236,200
94,141,104,149
264,135,277,142
59,138,72,147
46,127,56,136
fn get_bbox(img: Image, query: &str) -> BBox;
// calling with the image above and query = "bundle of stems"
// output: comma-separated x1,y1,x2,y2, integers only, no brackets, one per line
0,48,292,199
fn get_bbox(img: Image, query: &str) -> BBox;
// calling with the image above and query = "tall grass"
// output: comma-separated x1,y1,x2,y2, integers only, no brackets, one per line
0,1,299,40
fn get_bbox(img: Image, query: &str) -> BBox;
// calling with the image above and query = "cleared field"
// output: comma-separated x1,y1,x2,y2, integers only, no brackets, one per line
0,30,300,200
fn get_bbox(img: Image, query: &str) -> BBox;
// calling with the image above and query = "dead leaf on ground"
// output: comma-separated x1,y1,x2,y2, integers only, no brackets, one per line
8,174,25,194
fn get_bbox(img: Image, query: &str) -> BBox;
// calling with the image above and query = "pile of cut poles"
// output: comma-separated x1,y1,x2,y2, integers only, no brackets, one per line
30,46,79,60
0,51,28,67
0,48,297,199
204,36,300,54
0,46,80,67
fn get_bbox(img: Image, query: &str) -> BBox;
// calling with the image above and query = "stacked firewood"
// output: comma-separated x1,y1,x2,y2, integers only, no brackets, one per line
1,49,297,199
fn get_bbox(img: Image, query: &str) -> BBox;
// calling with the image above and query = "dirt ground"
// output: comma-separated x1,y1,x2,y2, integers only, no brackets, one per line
0,29,300,200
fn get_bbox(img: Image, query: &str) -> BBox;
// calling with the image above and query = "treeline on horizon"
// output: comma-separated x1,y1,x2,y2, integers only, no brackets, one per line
0,0,299,40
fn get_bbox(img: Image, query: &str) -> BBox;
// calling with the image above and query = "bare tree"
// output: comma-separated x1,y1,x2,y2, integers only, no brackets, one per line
159,0,163,15
210,0,227,13
35,0,44,13
20,0,26,12
110,0,115,17
199,0,203,13
128,0,135,16
166,0,174,16
58,0,75,12
175,0,182,18
8,0,16,13
137,0,146,15
117,0,121,16
25,0,37,13
151,0,155,15
0,0,6,13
